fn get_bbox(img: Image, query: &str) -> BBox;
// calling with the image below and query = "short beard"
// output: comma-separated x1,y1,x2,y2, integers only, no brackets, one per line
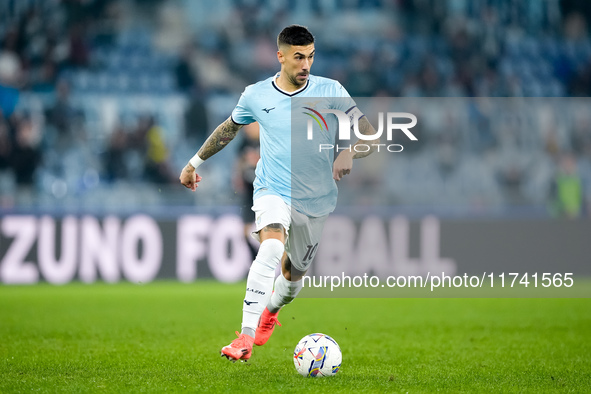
288,72,307,87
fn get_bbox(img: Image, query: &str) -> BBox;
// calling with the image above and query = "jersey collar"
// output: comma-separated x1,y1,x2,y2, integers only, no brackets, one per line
272,73,310,97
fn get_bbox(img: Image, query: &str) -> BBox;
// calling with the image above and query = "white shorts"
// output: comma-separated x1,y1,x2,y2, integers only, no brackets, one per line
251,194,328,272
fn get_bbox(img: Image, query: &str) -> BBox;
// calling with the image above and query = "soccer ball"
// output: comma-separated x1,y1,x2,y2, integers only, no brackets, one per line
293,333,342,377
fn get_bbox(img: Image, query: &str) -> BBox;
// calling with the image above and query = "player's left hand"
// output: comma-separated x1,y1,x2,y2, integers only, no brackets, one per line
333,151,354,181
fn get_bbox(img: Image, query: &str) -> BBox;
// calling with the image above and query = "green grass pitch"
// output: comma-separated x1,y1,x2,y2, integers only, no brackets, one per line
1,282,590,392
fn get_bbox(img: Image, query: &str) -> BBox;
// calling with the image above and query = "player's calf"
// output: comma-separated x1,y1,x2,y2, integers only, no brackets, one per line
241,238,284,334
255,275,303,346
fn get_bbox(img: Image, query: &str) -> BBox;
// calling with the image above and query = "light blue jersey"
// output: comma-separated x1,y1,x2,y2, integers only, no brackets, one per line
231,73,357,217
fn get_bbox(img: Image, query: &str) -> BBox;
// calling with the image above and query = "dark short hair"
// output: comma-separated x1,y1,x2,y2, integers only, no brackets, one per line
277,25,314,49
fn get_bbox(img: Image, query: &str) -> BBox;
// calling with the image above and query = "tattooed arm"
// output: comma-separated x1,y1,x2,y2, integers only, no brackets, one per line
179,117,244,191
196,117,244,160
332,116,379,181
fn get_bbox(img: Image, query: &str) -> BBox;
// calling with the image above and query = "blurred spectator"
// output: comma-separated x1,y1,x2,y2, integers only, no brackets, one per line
46,80,78,150
10,115,42,203
175,46,198,92
549,153,584,218
68,23,90,68
142,116,176,184
103,124,129,182
347,50,379,96
0,112,11,171
568,59,591,96
570,114,591,155
184,89,209,144
0,83,19,118
0,111,13,206
0,31,22,116
563,11,589,40
0,47,21,87
561,0,591,26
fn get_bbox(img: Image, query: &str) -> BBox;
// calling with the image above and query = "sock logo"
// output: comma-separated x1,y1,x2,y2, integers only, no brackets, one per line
244,300,258,306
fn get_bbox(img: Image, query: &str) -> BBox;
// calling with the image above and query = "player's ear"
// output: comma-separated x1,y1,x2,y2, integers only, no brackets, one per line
277,50,284,65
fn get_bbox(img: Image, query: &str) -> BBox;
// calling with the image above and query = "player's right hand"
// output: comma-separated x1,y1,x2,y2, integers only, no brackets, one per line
179,164,203,191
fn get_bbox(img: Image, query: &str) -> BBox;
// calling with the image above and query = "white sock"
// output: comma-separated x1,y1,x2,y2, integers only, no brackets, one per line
267,274,303,313
241,238,284,335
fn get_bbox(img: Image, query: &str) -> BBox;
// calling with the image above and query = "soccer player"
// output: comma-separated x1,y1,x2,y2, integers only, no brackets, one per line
179,25,378,362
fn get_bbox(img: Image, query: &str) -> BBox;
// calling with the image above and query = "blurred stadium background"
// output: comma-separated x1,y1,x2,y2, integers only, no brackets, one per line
1,0,591,284
1,0,590,213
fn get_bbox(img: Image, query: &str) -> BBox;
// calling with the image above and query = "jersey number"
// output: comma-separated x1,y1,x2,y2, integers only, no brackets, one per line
302,243,319,262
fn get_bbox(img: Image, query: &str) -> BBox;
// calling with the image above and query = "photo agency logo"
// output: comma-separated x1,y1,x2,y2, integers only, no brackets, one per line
304,107,418,152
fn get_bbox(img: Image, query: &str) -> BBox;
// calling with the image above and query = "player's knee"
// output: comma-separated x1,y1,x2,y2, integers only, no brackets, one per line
264,223,284,231
261,222,286,240
252,238,284,272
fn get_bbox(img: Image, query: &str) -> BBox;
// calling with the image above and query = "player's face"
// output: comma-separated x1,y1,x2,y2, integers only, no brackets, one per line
278,44,315,87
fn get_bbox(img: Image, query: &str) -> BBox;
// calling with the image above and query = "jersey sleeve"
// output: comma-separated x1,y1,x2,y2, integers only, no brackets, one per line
231,89,256,125
332,81,364,120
